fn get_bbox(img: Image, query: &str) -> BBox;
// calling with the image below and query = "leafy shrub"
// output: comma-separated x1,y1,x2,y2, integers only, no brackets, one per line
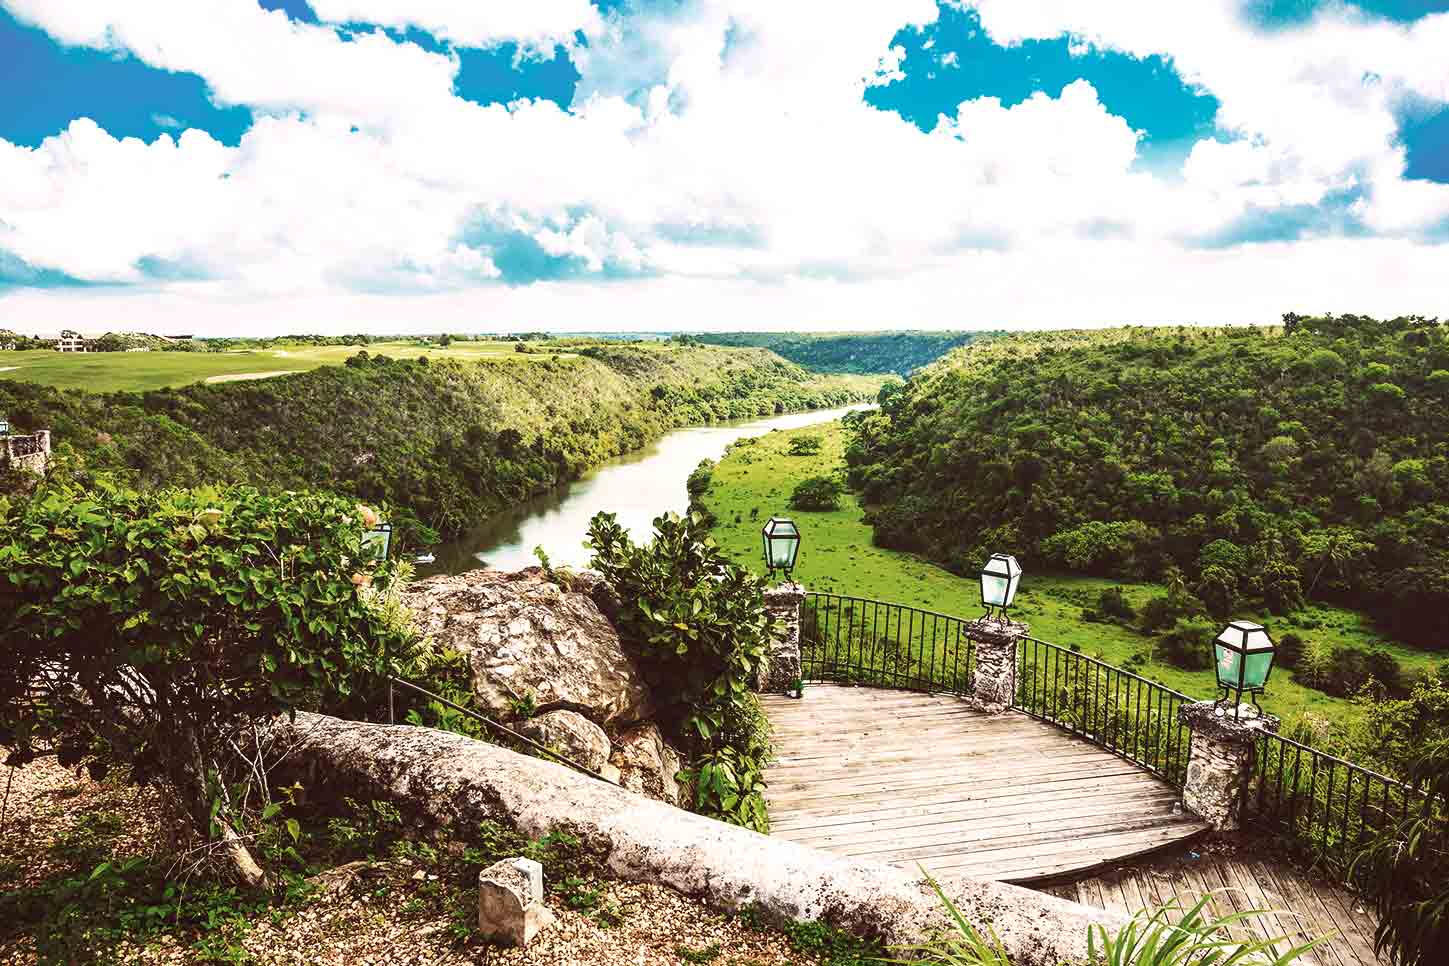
789,475,843,512
686,459,715,499
1095,586,1136,622
1277,632,1305,668
1157,618,1217,671
788,434,823,456
587,510,774,831
0,481,411,885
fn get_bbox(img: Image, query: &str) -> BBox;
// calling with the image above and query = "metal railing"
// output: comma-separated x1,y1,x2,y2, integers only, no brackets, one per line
1243,730,1434,870
801,592,975,694
1014,636,1195,786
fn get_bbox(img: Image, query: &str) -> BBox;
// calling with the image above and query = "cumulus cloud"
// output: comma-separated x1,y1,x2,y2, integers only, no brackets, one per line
0,0,1446,331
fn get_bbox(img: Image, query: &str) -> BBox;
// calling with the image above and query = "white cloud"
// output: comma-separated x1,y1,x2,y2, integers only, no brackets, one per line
306,0,601,52
0,0,1446,333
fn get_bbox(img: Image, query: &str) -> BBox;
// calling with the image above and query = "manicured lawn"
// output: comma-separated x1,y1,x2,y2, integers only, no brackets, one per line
0,341,572,392
702,421,1442,730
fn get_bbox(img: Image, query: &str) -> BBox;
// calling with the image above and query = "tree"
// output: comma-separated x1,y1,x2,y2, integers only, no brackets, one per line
788,434,823,456
1302,527,1373,595
789,475,843,511
0,482,409,887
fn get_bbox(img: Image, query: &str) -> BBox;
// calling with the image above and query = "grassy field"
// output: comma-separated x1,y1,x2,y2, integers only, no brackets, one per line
702,421,1442,729
0,341,571,392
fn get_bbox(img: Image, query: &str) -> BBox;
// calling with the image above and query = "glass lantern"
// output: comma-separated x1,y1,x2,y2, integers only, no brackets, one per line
979,553,1022,617
1213,620,1276,717
362,522,393,563
0,416,8,436
761,517,801,578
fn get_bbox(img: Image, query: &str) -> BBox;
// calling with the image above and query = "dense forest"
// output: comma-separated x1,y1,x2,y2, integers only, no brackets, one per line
0,343,876,546
694,331,987,376
845,316,1449,647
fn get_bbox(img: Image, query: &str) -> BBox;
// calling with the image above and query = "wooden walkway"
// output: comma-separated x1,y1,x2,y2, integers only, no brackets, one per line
761,685,1208,882
1044,852,1387,966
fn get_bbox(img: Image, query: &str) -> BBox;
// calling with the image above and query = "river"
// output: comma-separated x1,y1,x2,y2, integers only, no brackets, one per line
416,403,872,575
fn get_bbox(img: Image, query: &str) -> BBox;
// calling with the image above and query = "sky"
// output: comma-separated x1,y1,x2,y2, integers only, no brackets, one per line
0,1,1447,335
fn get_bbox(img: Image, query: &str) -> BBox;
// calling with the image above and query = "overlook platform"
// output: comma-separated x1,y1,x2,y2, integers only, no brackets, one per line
761,684,1208,883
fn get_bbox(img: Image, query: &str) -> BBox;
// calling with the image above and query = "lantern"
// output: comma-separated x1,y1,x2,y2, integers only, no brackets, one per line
761,516,801,578
979,553,1022,617
0,416,8,436
1213,620,1276,717
362,522,393,563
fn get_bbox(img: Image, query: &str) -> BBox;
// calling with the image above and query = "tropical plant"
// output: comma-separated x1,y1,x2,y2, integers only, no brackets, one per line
0,481,410,886
1349,739,1449,966
586,509,775,831
895,875,1324,966
790,474,844,511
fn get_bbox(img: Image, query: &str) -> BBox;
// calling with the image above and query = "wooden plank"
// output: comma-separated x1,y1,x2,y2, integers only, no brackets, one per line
766,759,1153,808
778,791,1182,847
836,812,1200,864
1300,876,1381,966
910,821,1206,877
1244,859,1330,966
1258,860,1351,966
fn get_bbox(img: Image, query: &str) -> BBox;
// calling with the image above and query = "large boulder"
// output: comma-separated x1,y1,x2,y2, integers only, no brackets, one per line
516,710,611,773
611,722,690,808
404,568,651,726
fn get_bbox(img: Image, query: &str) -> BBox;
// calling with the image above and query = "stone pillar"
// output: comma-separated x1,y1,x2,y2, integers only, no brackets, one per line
966,616,1028,714
759,582,804,694
1177,701,1278,832
477,857,556,946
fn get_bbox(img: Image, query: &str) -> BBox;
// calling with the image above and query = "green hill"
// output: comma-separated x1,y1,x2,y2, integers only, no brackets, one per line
0,343,880,546
845,316,1449,647
693,331,989,376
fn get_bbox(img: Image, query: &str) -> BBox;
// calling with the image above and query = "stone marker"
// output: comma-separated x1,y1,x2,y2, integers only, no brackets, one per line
477,857,556,947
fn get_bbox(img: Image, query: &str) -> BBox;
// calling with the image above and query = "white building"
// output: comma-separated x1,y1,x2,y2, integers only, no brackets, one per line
56,329,87,352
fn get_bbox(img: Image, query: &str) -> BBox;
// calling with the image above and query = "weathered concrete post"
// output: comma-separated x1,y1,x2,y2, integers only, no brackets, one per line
759,582,805,694
965,616,1028,714
1177,702,1278,831
477,857,556,946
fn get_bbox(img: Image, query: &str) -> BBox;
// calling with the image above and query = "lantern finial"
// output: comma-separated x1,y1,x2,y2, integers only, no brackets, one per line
761,516,801,579
1212,619,1276,719
979,553,1022,619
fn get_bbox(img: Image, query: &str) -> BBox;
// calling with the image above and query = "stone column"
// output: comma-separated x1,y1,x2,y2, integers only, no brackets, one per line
1177,701,1278,831
759,582,805,695
966,616,1028,714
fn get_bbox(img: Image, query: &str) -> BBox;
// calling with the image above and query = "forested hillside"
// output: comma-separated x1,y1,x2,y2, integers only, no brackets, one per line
846,316,1449,646
0,343,877,545
694,331,987,375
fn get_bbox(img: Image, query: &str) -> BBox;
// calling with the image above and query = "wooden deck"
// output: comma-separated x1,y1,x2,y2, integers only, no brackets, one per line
1043,852,1387,966
761,685,1208,882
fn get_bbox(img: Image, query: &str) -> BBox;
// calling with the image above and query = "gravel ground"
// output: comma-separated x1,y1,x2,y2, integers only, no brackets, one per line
0,758,830,966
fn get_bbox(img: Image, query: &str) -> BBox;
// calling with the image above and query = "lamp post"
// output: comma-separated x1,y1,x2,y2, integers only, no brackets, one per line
362,521,394,720
1213,620,1276,719
979,553,1022,619
761,516,801,580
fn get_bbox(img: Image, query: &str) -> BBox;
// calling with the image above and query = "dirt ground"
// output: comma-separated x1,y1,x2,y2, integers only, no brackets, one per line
0,759,837,966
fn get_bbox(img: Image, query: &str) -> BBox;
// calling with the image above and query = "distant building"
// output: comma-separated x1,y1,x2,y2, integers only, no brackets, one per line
56,330,87,352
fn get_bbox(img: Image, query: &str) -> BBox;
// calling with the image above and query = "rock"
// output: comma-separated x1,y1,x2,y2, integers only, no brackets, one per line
1178,700,1279,831
610,722,689,807
267,712,1126,966
403,568,651,725
516,710,612,773
477,857,556,947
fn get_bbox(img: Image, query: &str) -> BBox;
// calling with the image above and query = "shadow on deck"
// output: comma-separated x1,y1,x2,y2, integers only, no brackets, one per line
761,684,1207,883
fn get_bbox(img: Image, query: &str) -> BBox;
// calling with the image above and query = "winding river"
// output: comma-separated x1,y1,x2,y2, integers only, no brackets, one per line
417,403,872,575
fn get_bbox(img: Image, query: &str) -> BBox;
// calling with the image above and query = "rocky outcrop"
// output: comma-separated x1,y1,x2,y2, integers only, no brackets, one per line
610,722,689,807
516,710,611,774
267,713,1125,966
403,568,651,726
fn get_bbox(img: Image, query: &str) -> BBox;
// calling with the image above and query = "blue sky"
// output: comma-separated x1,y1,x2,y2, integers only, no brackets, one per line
1,0,1446,332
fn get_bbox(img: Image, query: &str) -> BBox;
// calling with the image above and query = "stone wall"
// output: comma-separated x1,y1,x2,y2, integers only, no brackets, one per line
758,583,804,694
